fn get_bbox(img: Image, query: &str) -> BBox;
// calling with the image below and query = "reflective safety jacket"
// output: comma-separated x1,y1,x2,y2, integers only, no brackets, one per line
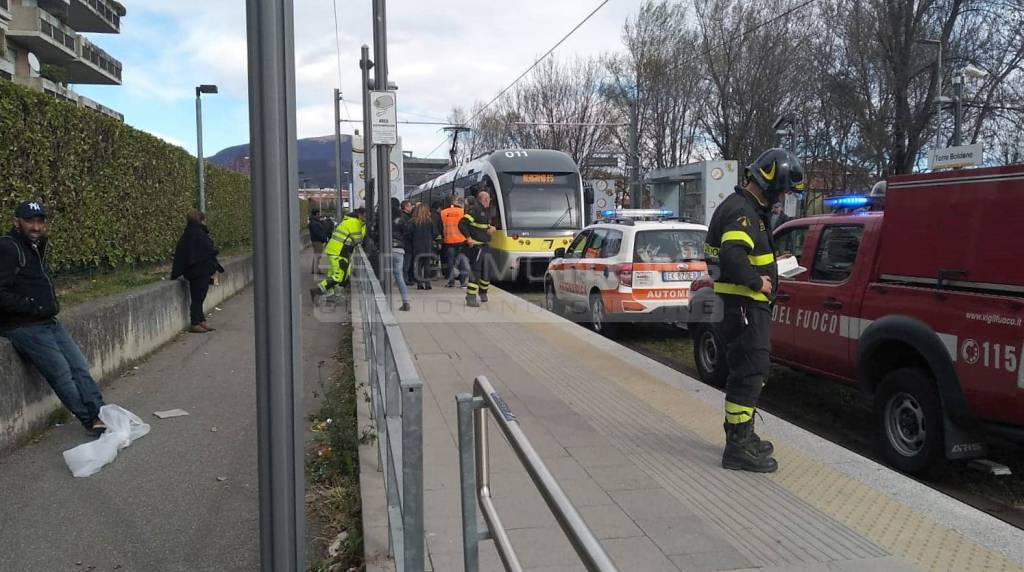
440,206,466,245
324,214,366,257
704,186,778,304
459,203,491,245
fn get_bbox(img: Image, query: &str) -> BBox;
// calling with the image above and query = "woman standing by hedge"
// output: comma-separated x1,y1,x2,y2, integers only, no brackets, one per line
171,210,224,333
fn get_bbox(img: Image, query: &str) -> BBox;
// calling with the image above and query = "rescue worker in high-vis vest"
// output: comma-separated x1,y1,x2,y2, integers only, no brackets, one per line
310,207,366,303
704,148,806,473
440,196,468,288
458,190,496,308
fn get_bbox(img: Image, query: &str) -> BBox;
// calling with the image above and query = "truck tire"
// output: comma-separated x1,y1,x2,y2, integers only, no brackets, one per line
544,278,564,315
692,324,728,388
874,368,944,475
589,291,618,338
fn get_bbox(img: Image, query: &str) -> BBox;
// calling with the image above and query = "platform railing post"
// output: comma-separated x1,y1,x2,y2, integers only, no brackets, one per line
456,393,480,572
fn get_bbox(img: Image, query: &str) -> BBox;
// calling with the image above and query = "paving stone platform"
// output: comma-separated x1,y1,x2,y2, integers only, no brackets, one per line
356,284,1024,572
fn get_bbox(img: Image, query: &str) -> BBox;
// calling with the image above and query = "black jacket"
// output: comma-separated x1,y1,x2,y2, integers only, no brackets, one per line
0,228,60,331
308,216,328,243
409,218,436,256
459,203,491,245
171,222,223,282
704,186,778,304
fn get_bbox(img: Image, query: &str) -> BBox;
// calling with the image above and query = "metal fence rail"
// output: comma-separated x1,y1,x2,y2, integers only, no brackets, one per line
456,376,619,572
353,248,424,572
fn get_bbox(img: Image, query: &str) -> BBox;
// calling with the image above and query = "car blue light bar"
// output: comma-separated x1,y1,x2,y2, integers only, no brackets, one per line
600,208,674,219
824,195,870,208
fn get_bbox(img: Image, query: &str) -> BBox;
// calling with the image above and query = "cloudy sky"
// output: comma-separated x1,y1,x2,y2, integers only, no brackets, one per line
75,1,639,159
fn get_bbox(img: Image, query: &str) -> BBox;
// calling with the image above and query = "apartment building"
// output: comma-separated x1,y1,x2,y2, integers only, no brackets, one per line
0,0,125,121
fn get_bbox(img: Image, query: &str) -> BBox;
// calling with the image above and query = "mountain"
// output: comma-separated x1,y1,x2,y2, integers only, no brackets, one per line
208,135,354,189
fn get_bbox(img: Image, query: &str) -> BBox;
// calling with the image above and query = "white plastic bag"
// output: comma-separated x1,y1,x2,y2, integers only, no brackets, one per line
62,404,151,478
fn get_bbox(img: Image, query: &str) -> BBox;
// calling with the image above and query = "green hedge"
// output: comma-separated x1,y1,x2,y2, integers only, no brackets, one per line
0,81,251,272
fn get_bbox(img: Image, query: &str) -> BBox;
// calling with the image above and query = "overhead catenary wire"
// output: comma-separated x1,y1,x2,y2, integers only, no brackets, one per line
332,0,353,123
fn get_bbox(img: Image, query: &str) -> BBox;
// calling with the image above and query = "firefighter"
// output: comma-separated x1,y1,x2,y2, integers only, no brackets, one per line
311,207,366,303
459,190,496,308
704,148,806,473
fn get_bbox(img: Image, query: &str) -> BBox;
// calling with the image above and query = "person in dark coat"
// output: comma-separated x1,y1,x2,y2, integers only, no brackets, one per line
409,203,436,289
171,210,224,333
308,208,328,274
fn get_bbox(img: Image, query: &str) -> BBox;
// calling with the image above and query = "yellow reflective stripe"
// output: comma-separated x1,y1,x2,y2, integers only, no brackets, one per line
721,230,754,249
703,244,720,257
713,282,769,303
725,401,754,424
463,214,476,223
748,252,775,266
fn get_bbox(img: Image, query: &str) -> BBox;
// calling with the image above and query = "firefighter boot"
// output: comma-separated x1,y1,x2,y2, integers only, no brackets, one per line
479,292,488,303
751,414,774,456
466,294,480,308
722,421,778,473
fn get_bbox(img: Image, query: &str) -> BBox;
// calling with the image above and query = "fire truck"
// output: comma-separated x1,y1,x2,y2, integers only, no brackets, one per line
688,165,1024,474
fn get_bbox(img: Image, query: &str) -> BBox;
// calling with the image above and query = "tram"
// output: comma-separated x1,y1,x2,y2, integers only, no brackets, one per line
407,149,585,281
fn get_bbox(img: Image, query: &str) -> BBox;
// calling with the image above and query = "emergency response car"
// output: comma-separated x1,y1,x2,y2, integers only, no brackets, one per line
545,210,708,336
689,165,1024,474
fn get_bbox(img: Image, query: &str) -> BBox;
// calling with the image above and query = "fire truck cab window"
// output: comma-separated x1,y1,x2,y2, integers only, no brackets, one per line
811,226,864,283
775,226,808,266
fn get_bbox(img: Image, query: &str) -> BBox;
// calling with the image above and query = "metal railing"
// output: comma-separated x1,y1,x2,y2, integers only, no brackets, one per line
456,376,619,572
353,248,425,572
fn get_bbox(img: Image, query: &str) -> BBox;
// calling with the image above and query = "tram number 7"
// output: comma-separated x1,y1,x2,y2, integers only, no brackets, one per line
543,239,554,249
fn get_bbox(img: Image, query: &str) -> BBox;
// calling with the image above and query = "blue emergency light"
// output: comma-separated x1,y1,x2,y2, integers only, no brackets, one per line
600,208,674,220
824,195,870,208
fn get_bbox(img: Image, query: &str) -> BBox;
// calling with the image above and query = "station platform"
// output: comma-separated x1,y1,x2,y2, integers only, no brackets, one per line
356,284,1024,572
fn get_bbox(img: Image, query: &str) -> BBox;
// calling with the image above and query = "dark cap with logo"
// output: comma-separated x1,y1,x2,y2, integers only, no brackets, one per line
14,201,47,220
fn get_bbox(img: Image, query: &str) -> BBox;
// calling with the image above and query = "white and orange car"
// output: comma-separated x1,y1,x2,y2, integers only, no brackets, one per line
544,210,708,336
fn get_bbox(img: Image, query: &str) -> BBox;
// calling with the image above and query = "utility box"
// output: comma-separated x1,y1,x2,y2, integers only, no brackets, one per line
645,160,740,225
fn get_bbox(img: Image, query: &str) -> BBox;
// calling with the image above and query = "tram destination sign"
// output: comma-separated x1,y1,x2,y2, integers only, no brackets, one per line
370,90,398,146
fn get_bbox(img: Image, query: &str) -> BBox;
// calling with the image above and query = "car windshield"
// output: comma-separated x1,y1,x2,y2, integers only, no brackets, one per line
633,229,706,263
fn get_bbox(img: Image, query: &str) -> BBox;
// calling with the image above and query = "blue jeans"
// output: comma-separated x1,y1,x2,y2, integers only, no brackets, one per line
4,322,105,427
391,250,410,305
444,244,469,286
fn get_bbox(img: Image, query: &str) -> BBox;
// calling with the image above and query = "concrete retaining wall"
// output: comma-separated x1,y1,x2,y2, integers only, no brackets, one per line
0,254,253,453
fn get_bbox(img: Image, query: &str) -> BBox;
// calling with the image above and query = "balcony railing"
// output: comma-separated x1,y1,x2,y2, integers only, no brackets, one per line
8,5,79,61
80,0,120,29
80,38,121,81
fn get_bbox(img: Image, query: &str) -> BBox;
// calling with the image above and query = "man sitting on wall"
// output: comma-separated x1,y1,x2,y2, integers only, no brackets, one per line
0,201,107,434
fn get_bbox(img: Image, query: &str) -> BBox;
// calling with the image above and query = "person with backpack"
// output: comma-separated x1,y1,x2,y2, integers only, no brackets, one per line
0,201,107,435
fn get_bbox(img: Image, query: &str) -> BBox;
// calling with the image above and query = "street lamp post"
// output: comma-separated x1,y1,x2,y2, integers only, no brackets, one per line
195,84,219,212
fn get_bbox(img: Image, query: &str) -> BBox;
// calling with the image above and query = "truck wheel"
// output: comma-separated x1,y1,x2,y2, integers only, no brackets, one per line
589,292,618,337
874,368,944,475
544,279,564,315
692,324,728,387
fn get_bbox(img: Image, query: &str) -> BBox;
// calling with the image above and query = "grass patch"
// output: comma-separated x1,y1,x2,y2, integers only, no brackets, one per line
306,315,369,572
54,246,252,307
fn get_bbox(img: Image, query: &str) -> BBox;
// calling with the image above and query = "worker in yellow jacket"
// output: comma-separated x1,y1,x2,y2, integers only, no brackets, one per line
311,207,366,303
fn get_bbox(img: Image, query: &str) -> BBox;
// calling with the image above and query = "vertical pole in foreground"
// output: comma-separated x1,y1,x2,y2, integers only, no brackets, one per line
629,92,640,209
359,46,375,236
455,394,480,572
373,0,394,303
196,94,206,212
245,0,304,570
334,88,343,217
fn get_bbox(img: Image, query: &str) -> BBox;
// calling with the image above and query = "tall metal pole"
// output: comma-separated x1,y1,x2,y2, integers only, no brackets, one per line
373,0,393,303
359,46,374,229
936,46,943,148
334,88,343,217
952,75,963,147
245,0,304,570
629,94,640,208
196,93,206,212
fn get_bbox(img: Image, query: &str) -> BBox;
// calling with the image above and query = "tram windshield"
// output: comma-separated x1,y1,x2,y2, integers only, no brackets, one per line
498,173,581,230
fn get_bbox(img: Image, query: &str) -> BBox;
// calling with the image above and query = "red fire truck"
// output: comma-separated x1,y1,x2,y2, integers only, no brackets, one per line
689,165,1024,474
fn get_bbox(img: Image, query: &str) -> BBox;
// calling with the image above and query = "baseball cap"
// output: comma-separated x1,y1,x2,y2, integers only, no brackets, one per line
15,201,47,220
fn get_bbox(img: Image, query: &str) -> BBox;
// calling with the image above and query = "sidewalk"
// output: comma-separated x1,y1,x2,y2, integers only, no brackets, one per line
0,250,338,571
368,284,1024,572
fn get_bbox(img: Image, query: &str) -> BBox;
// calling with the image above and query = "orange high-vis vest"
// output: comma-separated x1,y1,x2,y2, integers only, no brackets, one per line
440,206,466,244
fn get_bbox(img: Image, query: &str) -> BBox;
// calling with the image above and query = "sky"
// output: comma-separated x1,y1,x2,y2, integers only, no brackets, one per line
74,1,640,160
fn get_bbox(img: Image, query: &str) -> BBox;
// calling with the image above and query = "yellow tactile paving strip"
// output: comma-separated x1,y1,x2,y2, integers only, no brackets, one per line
523,319,1023,572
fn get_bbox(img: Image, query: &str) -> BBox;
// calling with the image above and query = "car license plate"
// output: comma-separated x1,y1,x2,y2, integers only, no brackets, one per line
663,271,701,282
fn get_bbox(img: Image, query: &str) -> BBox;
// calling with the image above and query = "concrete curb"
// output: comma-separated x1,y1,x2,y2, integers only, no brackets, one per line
0,253,253,454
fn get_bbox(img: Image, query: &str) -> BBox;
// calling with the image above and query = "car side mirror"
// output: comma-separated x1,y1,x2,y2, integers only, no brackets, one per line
554,247,566,259
584,186,595,205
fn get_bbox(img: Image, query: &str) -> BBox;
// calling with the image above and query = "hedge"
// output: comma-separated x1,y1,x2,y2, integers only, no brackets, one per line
0,80,251,272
